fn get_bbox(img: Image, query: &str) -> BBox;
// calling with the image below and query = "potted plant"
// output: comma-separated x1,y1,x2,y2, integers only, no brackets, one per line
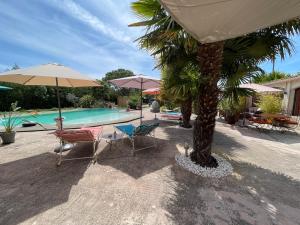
219,97,246,125
0,102,21,144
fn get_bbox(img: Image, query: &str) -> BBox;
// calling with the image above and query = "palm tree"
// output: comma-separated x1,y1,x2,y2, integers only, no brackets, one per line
162,63,198,128
130,0,300,167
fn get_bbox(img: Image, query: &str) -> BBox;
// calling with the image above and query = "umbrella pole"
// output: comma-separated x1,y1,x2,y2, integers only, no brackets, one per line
140,79,143,125
55,77,63,130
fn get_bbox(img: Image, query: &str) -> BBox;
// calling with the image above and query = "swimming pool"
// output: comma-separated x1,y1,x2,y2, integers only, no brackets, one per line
0,108,138,128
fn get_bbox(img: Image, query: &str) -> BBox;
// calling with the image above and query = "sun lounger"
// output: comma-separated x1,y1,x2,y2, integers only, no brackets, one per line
160,112,182,120
115,123,159,155
53,126,103,166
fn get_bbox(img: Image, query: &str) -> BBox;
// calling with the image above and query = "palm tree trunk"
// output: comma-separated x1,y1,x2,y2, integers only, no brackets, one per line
181,98,192,128
191,41,224,167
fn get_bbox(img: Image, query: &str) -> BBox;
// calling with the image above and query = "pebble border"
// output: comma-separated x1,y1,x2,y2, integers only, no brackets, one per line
175,153,233,178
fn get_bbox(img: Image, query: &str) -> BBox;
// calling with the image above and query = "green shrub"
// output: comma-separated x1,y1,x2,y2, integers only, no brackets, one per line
257,95,282,114
219,97,246,115
219,97,246,124
79,95,96,108
165,101,177,110
92,100,105,108
160,101,177,111
66,93,79,107
128,95,140,109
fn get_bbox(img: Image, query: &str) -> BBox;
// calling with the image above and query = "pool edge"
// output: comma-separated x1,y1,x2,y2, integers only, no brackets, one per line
13,115,141,132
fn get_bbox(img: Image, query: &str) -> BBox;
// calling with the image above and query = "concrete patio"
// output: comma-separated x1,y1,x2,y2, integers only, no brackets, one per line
0,110,300,225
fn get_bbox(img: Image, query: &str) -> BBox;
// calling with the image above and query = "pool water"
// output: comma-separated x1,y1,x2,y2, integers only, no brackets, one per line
0,108,135,127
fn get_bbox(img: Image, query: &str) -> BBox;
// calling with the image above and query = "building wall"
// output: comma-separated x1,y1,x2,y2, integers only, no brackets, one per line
264,79,300,114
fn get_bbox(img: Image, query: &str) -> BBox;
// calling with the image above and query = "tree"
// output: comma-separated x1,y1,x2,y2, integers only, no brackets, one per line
10,64,20,70
0,66,136,111
130,0,300,167
102,68,137,99
162,64,198,128
102,68,134,81
253,71,291,83
79,95,96,108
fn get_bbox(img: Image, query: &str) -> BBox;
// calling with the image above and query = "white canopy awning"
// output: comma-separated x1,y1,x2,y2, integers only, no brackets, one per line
240,83,282,94
159,0,300,43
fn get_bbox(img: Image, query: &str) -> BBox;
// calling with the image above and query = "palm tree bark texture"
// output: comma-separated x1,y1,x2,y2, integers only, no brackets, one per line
180,98,193,128
191,41,224,167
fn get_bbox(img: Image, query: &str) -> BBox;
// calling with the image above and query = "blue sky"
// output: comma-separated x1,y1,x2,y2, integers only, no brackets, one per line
0,0,300,79
261,36,300,75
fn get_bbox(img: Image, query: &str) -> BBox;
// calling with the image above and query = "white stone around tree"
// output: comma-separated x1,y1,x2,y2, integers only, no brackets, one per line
175,153,233,178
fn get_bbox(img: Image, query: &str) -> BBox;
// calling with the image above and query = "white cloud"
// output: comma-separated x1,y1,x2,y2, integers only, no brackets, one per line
0,63,9,72
53,0,133,44
0,0,159,78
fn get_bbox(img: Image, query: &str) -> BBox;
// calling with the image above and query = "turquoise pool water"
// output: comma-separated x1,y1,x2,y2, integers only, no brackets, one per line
0,108,135,127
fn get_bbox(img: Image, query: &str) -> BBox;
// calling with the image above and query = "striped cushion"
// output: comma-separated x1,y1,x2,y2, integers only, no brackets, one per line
54,126,102,143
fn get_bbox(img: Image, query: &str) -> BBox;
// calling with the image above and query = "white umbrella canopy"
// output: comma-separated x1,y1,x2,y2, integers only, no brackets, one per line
0,63,100,87
110,75,160,124
240,83,282,94
0,63,100,129
110,75,160,89
159,0,300,43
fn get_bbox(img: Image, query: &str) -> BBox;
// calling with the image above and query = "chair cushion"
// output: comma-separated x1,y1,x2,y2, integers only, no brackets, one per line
135,123,159,136
80,126,103,139
115,124,136,137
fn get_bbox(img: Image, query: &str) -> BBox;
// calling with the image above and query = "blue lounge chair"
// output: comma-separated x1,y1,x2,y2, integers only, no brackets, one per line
115,123,159,155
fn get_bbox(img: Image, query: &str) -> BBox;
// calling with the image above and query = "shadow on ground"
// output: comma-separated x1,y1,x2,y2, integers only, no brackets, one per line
163,159,300,225
162,123,246,153
97,137,176,179
216,117,300,145
0,143,93,225
159,123,300,224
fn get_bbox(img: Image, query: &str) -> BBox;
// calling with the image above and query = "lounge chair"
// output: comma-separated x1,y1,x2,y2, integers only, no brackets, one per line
115,123,159,155
53,126,103,166
160,112,182,120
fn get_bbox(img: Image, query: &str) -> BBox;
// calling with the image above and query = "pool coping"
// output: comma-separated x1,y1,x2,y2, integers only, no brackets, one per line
9,113,141,132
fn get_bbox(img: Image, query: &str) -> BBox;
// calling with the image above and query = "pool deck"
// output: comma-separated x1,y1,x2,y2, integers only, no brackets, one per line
0,109,300,225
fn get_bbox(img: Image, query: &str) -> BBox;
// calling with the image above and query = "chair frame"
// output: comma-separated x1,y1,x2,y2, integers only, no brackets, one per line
160,113,182,121
115,124,158,156
54,127,103,166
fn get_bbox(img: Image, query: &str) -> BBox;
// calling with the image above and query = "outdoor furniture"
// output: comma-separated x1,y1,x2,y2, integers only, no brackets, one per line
102,132,124,150
53,126,103,166
115,123,159,155
249,113,299,132
22,121,37,127
160,112,182,121
272,115,299,132
249,115,273,130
